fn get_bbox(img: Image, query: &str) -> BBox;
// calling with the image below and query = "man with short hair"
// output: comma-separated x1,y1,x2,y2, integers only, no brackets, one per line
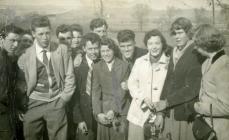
117,29,147,69
56,24,72,47
18,16,75,140
90,18,108,38
0,24,24,140
73,33,101,140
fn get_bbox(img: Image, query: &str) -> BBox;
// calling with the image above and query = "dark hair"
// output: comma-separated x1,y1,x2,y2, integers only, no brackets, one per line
144,29,168,53
22,29,32,36
170,17,193,39
70,24,83,35
90,18,108,31
194,24,226,53
81,33,101,47
117,29,135,43
56,24,72,37
31,16,51,31
0,24,23,39
100,37,120,58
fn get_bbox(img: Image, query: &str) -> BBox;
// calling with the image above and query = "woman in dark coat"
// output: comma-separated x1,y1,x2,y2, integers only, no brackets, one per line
92,37,130,140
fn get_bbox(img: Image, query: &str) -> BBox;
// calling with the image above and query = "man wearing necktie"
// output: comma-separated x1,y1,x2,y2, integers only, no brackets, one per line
72,33,101,140
18,16,75,140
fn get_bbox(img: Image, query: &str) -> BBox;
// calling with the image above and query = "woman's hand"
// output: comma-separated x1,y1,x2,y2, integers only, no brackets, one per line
97,113,110,125
142,98,154,110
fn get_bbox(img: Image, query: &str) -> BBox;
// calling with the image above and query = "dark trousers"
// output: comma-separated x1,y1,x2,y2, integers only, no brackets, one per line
0,112,14,140
23,98,67,140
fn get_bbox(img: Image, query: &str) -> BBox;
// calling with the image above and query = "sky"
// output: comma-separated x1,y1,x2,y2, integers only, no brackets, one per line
0,0,223,9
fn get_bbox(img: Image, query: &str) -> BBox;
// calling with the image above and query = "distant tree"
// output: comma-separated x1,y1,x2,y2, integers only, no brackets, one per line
194,8,211,25
132,3,151,31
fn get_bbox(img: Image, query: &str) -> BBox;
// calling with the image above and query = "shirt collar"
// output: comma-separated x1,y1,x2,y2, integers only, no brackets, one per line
86,54,93,69
143,53,169,64
35,39,50,54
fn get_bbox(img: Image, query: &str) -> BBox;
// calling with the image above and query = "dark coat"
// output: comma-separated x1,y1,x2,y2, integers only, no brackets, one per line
72,57,97,132
161,43,205,121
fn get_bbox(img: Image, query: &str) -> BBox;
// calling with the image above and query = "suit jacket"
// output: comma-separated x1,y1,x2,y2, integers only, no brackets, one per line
73,56,97,131
194,50,229,140
17,42,75,103
161,43,204,121
92,58,130,116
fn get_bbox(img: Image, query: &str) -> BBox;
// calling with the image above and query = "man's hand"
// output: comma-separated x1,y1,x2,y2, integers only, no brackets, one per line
154,100,168,112
77,121,88,134
97,113,110,125
106,110,115,121
121,81,128,91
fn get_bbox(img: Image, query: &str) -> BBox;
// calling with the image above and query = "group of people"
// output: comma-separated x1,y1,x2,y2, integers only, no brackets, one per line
0,15,229,140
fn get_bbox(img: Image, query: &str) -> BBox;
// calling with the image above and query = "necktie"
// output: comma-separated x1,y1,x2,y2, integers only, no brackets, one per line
86,67,93,95
42,50,49,66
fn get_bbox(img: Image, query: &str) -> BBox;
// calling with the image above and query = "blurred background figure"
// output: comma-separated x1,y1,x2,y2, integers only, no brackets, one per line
90,18,108,38
194,24,229,140
16,29,33,57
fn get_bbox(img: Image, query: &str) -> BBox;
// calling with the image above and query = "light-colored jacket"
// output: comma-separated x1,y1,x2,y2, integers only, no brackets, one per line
194,50,229,140
17,42,75,103
127,53,169,127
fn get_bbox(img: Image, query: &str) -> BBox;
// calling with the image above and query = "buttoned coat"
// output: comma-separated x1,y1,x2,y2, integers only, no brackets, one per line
127,53,169,127
194,50,229,140
17,42,75,103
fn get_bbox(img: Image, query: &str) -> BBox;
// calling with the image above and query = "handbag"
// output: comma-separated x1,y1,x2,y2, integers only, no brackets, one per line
192,104,217,140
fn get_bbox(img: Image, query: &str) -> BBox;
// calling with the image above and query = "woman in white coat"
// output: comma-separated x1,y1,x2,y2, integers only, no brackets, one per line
193,24,229,140
127,29,170,140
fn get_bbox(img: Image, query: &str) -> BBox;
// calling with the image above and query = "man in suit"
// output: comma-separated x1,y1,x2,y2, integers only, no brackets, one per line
154,17,205,140
0,24,24,140
18,16,75,140
73,33,101,140
117,29,147,70
56,24,72,47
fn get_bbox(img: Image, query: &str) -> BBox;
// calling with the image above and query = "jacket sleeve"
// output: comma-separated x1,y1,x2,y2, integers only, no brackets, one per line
128,60,144,107
195,62,229,116
72,68,84,123
60,45,76,102
166,65,201,108
92,65,102,115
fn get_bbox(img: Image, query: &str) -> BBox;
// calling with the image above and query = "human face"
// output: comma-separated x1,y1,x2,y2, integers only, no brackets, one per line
58,31,72,46
173,29,189,49
71,31,82,48
147,36,163,59
100,45,114,63
20,34,33,48
3,32,20,56
83,41,99,61
93,25,107,38
32,27,51,48
119,40,135,59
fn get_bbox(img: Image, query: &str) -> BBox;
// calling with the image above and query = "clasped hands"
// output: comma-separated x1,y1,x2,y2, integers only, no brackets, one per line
97,110,120,131
142,98,168,112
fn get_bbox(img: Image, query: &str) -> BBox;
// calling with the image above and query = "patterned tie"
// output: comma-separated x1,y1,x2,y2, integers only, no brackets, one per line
86,66,93,95
42,50,49,66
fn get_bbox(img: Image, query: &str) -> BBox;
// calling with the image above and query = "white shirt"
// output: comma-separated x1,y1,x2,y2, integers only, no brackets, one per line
35,39,51,62
86,54,93,69
105,59,115,71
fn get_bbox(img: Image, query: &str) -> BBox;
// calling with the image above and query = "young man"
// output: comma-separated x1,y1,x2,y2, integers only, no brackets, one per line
0,24,24,140
155,17,205,140
90,18,108,38
56,24,72,47
18,16,75,140
117,29,147,69
73,33,101,140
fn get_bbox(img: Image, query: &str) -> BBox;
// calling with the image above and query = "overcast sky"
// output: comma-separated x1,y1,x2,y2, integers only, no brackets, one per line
0,0,227,10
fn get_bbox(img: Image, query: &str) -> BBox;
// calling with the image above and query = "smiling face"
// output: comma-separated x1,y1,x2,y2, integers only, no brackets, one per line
100,45,114,63
147,36,163,59
83,41,100,61
3,32,20,56
173,29,189,49
71,31,82,48
119,40,135,59
32,26,51,48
